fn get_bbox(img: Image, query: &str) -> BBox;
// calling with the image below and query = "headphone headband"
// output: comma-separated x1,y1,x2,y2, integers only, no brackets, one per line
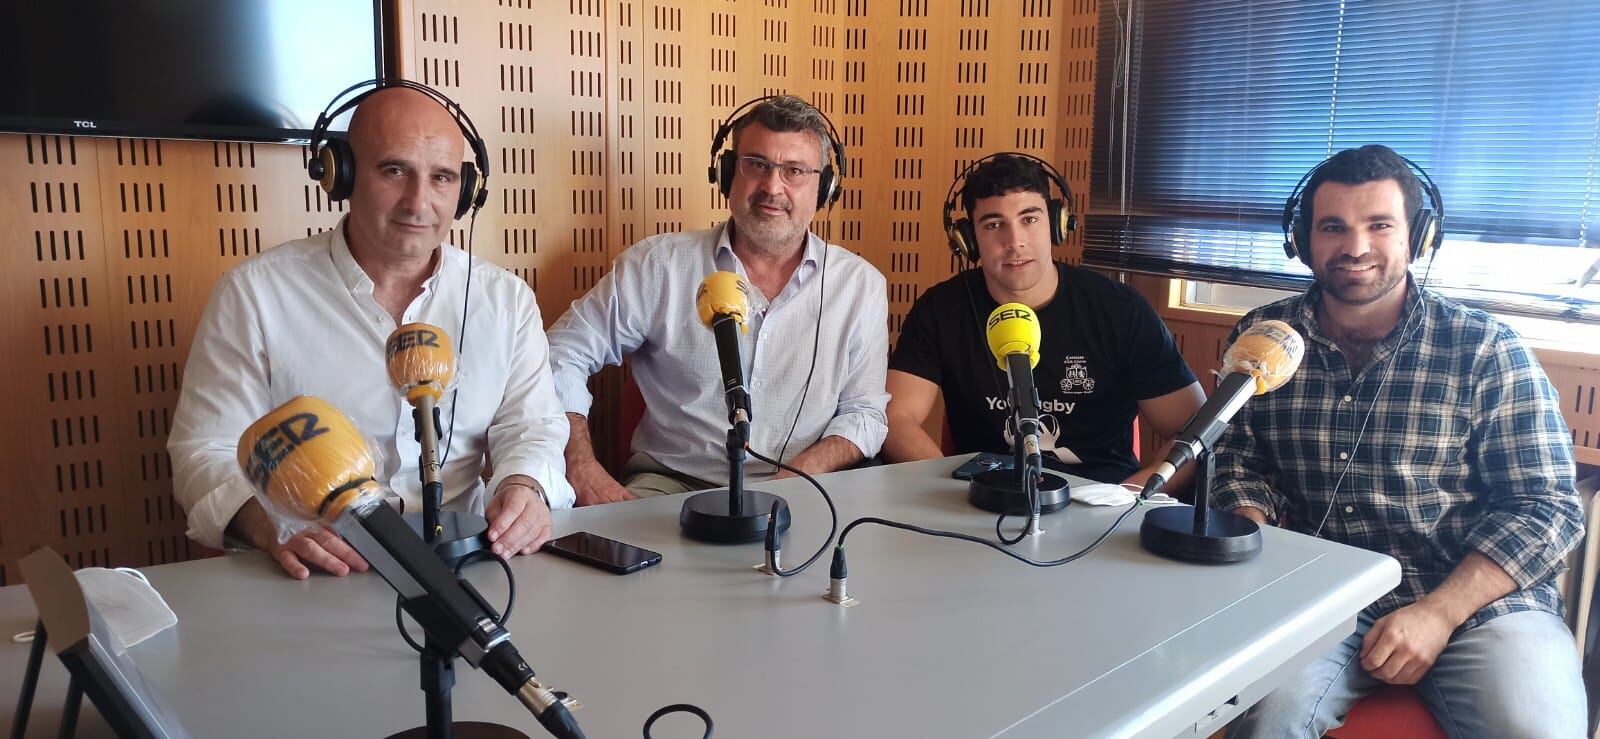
707,95,848,210
1281,150,1445,264
942,152,1077,262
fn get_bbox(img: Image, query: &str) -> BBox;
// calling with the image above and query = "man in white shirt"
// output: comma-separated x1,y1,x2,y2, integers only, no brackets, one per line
170,87,573,579
548,96,889,505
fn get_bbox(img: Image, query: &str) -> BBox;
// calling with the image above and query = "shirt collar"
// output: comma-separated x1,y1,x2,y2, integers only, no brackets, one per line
330,216,446,296
712,221,824,279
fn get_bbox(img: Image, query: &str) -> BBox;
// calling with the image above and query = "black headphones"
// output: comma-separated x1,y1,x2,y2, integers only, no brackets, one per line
942,152,1077,263
1282,152,1444,265
306,79,490,220
707,95,847,211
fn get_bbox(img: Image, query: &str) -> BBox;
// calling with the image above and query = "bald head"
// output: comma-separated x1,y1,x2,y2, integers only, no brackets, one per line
347,87,465,163
342,87,473,267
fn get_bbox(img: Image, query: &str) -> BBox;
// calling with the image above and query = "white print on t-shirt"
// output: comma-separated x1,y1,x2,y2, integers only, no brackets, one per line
1060,355,1096,394
1002,413,1084,464
986,396,1077,414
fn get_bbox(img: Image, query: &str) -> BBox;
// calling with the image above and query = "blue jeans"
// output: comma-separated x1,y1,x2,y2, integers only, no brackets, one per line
1229,609,1586,738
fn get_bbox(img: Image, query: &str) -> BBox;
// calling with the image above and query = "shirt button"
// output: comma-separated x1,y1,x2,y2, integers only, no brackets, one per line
1342,395,1352,403
1344,505,1355,514
1338,451,1349,460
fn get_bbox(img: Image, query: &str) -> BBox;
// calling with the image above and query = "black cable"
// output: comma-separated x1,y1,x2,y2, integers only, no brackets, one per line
395,594,426,654
773,231,828,467
642,703,714,739
454,549,516,624
836,500,1140,569
393,546,514,655
745,446,836,576
437,206,479,469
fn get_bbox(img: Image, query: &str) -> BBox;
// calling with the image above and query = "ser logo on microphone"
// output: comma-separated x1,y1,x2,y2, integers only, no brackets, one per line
386,328,442,357
986,306,1035,329
241,412,329,489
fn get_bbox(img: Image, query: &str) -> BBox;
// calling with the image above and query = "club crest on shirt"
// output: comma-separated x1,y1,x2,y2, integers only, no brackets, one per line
1059,355,1096,394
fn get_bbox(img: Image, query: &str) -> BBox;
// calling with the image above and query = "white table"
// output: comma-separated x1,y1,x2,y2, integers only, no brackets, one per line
1,457,1399,738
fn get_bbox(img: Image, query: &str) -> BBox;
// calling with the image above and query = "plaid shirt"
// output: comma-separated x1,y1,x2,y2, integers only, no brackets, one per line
1212,281,1584,627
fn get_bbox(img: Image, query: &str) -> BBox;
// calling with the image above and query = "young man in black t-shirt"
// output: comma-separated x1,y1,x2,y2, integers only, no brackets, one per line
885,154,1205,485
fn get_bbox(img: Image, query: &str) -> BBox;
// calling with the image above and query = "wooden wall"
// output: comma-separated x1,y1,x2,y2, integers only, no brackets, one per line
0,0,1101,583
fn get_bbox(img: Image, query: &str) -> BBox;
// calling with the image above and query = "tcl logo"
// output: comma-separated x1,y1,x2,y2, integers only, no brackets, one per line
72,120,97,129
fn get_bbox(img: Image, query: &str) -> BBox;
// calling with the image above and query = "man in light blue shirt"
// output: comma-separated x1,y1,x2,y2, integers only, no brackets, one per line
547,96,889,505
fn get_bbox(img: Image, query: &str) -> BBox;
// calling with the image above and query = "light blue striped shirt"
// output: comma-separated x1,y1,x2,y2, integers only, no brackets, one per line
548,223,889,484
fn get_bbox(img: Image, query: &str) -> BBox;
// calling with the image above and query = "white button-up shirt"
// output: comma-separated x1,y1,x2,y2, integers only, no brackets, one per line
548,223,890,484
170,221,574,548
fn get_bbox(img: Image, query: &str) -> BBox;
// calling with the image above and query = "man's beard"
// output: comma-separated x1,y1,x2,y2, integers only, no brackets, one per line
734,196,806,256
1316,258,1407,306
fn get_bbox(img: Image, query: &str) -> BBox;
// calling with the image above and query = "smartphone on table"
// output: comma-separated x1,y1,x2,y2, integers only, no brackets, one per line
544,531,662,575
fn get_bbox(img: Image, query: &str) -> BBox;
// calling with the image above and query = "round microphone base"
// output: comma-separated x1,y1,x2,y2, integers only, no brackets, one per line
967,469,1072,515
388,721,528,739
403,511,490,568
1139,505,1262,564
680,489,791,543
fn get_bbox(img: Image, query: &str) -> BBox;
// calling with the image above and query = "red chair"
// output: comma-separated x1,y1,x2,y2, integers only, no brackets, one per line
613,364,647,468
1324,684,1447,738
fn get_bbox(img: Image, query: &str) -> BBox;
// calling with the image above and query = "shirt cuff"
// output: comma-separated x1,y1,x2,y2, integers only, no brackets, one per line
489,461,576,511
185,478,257,550
553,367,595,418
822,411,888,460
1466,509,1578,590
1211,483,1276,522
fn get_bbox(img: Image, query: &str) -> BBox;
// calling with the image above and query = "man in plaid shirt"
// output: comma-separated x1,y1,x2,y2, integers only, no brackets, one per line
1216,145,1586,737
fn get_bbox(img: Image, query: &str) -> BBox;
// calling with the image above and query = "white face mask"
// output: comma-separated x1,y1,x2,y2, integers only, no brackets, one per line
1071,482,1179,507
73,567,178,649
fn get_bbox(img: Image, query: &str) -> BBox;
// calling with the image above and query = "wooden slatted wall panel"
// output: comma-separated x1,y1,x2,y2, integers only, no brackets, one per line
0,0,1096,582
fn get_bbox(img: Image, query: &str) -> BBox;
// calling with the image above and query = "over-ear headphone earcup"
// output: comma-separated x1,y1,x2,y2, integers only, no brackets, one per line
956,218,979,262
717,150,738,198
1293,220,1313,265
1047,198,1069,246
455,162,480,220
1410,208,1440,261
317,139,357,202
816,166,837,210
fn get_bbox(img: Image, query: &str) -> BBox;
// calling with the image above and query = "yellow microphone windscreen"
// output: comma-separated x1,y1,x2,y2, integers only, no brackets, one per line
385,323,456,405
696,271,752,330
237,396,381,523
1222,319,1305,395
985,303,1042,370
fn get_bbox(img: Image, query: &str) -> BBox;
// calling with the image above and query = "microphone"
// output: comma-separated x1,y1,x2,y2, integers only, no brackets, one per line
696,271,754,441
966,304,1071,525
1138,320,1304,564
680,271,790,543
385,323,489,565
986,303,1044,472
237,397,585,739
1141,319,1305,499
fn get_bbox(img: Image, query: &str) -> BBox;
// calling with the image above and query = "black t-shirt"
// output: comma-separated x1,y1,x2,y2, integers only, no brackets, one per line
890,264,1196,483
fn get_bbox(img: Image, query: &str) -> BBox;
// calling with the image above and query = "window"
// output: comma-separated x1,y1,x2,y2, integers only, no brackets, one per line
1088,0,1600,322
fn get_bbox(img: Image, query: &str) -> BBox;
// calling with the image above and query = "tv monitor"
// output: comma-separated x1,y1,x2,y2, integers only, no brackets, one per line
0,0,385,143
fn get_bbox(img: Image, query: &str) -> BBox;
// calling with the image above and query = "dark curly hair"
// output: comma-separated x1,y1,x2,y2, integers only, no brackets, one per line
961,154,1052,215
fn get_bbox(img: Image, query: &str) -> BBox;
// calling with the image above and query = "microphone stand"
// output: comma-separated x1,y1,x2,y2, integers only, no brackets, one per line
392,398,506,739
679,412,792,543
403,396,489,567
1015,416,1044,537
968,360,1070,519
1138,443,1262,564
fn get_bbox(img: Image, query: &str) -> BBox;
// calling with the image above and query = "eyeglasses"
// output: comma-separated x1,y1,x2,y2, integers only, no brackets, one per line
735,155,822,186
